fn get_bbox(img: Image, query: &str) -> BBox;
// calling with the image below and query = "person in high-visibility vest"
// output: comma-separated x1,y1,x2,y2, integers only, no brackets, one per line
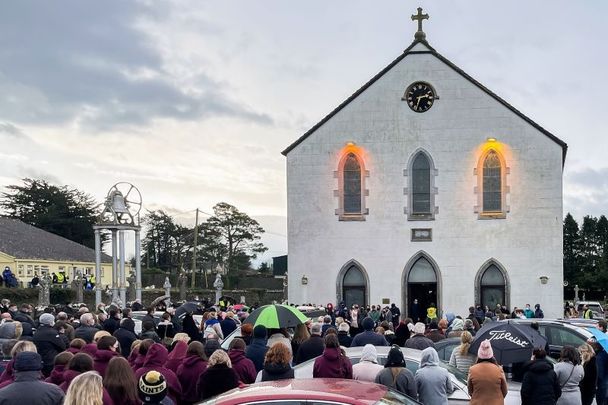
583,305,594,319
90,275,96,287
56,272,65,284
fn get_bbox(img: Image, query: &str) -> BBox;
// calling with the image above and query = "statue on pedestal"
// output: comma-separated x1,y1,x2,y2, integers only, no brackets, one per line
163,277,172,307
127,271,136,302
213,273,224,306
72,270,84,303
38,273,52,308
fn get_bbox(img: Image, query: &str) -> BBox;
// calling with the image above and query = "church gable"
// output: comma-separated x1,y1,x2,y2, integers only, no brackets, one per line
282,39,567,162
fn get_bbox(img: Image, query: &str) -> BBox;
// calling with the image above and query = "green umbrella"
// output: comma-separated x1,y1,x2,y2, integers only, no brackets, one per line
243,304,308,329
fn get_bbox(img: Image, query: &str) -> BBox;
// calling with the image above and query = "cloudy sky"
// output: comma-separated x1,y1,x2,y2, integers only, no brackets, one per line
0,1,606,263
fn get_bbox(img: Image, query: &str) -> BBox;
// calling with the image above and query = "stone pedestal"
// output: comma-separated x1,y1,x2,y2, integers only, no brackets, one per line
163,277,172,307
213,274,224,306
38,274,51,308
72,271,84,303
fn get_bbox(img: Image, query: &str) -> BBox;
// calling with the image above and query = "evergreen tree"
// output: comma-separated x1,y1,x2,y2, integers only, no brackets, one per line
563,213,581,286
579,216,600,289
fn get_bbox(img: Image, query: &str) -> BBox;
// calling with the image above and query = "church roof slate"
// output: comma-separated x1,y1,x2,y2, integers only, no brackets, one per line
281,39,568,164
0,217,112,263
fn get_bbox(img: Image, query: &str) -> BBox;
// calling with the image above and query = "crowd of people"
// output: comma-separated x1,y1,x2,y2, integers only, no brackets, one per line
0,297,604,404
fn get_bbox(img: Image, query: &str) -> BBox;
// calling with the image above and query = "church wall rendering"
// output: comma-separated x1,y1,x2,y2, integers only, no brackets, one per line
284,38,565,319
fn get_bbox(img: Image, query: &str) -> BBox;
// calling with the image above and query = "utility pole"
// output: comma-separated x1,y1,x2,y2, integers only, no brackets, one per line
191,208,199,288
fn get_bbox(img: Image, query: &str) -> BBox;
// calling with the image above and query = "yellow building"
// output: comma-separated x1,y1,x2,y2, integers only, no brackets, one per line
0,217,123,287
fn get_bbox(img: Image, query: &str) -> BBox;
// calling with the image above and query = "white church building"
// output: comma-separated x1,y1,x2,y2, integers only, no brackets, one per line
283,10,567,319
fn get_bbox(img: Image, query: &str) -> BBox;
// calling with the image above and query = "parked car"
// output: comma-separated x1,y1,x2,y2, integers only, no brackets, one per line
576,301,606,319
199,378,421,405
131,311,202,335
293,346,470,403
505,319,594,359
434,337,462,362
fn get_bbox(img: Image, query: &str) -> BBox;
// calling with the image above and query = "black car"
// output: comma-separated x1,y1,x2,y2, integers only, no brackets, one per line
434,337,462,362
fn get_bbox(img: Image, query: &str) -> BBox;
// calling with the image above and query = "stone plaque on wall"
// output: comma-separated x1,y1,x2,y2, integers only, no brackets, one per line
411,228,432,242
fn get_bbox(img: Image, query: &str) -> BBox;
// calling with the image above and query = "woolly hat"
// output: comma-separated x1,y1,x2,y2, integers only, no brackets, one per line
138,370,168,404
477,339,494,360
253,325,267,339
413,322,426,335
14,351,43,372
39,313,55,327
385,346,406,368
361,317,375,331
204,339,221,359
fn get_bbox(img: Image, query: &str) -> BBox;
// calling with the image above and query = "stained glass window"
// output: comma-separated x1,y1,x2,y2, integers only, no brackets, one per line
483,151,502,212
412,153,431,214
343,153,362,214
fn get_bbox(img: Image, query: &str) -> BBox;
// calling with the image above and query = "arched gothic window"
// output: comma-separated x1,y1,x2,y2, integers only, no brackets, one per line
335,151,368,220
412,153,431,214
343,153,362,214
475,148,508,218
483,151,502,212
478,264,507,310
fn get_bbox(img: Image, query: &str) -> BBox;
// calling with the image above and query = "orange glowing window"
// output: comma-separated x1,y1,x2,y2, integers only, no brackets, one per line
482,151,502,212
343,153,362,214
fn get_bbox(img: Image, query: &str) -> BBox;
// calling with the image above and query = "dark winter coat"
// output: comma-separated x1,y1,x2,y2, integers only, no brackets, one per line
32,325,66,376
74,324,99,343
580,356,597,405
43,364,66,385
139,330,161,343
134,344,182,404
295,335,325,365
228,349,257,384
260,362,294,382
113,326,138,358
220,318,238,339
313,347,353,379
404,334,436,351
245,338,268,372
337,331,353,348
197,364,240,401
165,340,187,373
350,331,389,347
177,355,207,404
425,329,446,343
520,359,561,405
0,371,64,405
93,349,118,378
394,323,411,347
102,317,120,335
12,312,35,330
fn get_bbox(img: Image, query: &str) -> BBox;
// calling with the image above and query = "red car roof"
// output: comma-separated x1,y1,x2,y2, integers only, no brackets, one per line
204,378,390,405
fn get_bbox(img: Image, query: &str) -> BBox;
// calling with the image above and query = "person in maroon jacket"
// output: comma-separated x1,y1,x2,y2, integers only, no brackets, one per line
93,336,119,378
313,334,353,379
135,343,182,404
165,340,187,373
228,338,257,384
177,341,207,405
60,353,114,405
44,351,73,385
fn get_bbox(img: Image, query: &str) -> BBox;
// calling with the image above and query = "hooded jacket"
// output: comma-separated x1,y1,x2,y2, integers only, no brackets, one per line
0,370,64,405
405,334,435,351
245,337,268,372
165,340,188,373
43,363,66,385
415,347,453,405
113,322,138,358
313,347,353,379
259,362,294,382
352,345,383,382
0,360,14,384
520,359,561,405
197,364,240,401
93,349,118,378
176,354,207,404
228,349,257,384
134,343,182,404
295,335,324,365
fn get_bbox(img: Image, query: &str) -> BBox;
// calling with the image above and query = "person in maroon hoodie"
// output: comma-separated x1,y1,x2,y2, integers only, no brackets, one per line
93,335,119,378
165,339,187,373
44,351,73,385
104,357,140,405
66,338,86,355
313,334,353,379
177,341,207,405
127,340,141,367
228,338,257,384
60,353,114,405
132,339,154,372
135,343,182,404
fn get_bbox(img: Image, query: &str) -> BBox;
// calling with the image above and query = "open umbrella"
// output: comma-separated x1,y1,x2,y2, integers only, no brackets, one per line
587,327,608,351
469,321,547,364
243,304,308,329
175,301,202,317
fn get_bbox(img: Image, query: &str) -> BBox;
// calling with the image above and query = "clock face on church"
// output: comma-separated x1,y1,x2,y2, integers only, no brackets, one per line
405,82,435,113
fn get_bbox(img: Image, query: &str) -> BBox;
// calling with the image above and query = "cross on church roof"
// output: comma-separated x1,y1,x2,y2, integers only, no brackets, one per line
411,7,429,41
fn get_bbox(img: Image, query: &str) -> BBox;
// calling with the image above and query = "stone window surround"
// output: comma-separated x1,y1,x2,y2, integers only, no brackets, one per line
474,148,510,219
334,151,369,221
404,148,439,220
474,258,510,310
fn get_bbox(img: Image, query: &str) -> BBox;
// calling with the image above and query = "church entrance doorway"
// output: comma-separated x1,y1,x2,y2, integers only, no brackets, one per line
341,263,368,309
405,255,439,323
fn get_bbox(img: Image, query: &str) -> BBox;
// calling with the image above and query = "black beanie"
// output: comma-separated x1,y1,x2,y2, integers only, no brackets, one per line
14,352,43,372
138,370,168,404
253,324,267,339
385,346,406,368
362,317,375,331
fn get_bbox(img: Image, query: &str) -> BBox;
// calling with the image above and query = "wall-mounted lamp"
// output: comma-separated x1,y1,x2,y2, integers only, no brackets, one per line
486,137,497,143
301,275,309,285
539,275,549,285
